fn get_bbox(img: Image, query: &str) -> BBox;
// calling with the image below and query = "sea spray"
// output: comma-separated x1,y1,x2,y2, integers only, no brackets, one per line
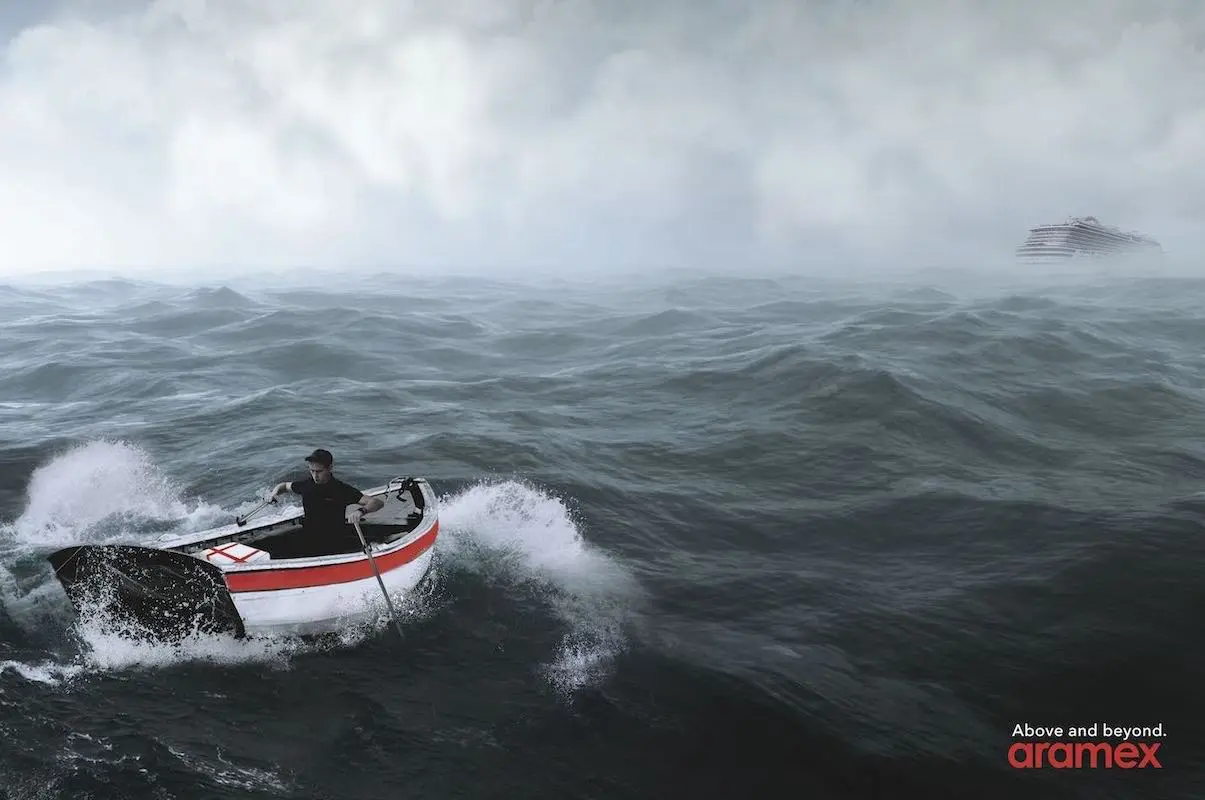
438,478,644,697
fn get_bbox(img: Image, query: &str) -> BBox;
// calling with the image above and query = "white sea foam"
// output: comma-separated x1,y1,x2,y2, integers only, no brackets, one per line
438,478,643,697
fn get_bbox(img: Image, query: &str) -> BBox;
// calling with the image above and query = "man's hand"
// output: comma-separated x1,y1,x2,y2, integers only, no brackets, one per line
347,506,367,524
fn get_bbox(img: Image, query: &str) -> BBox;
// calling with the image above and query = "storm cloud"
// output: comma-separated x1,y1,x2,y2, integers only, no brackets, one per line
1,0,1202,277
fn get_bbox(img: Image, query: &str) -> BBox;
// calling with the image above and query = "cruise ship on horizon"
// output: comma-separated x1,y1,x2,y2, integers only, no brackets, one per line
1015,216,1163,264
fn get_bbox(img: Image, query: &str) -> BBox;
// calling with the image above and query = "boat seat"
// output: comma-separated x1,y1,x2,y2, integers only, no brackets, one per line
252,521,412,560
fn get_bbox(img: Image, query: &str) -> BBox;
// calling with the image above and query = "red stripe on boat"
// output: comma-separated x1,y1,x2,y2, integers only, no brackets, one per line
224,523,439,593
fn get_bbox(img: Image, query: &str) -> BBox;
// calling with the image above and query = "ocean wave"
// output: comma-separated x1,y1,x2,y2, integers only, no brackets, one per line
1,272,1203,798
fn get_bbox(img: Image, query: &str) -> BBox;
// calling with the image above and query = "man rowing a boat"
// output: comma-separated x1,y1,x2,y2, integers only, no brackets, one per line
267,448,384,532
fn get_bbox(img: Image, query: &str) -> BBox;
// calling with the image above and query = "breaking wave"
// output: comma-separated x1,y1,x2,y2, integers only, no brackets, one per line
438,479,643,696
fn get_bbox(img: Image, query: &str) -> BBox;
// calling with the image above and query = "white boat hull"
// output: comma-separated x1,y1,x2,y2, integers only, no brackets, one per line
230,533,437,637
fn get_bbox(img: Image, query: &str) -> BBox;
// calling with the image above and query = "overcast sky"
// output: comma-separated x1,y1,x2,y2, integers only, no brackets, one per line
1,0,1203,279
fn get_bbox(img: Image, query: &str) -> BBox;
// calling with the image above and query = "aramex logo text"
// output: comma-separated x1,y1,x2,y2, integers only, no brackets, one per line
1008,741,1162,769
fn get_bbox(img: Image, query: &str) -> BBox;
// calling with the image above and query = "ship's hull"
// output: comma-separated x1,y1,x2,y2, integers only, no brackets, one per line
1015,250,1165,265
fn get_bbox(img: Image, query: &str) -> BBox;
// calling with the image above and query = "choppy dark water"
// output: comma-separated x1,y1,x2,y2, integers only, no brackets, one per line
0,268,1201,799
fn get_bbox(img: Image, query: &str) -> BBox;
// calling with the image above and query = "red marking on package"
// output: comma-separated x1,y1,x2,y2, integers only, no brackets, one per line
203,542,270,565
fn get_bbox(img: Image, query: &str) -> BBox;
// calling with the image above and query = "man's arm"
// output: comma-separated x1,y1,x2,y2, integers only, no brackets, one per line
357,492,385,513
347,487,384,521
270,481,293,498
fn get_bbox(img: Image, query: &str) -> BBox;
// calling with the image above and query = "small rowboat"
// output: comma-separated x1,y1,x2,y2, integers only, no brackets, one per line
46,476,439,640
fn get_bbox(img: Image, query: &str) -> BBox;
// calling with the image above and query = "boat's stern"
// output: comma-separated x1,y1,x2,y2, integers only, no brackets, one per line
46,544,246,640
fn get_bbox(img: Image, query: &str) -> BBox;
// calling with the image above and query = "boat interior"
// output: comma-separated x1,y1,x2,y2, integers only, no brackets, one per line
177,478,430,562
250,518,420,560
250,479,427,560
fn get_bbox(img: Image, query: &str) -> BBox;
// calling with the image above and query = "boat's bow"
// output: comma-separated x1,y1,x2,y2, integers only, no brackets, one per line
47,544,246,640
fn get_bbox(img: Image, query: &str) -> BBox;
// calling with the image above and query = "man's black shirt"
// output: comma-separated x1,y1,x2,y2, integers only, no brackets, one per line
291,476,364,533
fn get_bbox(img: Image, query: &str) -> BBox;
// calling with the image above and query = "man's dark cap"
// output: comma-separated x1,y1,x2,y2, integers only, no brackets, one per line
304,448,333,467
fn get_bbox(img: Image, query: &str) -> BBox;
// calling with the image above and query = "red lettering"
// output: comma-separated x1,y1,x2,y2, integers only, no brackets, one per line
1075,743,1112,768
1137,743,1162,768
1048,743,1074,768
1008,741,1163,769
1008,743,1032,768
1114,742,1138,768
